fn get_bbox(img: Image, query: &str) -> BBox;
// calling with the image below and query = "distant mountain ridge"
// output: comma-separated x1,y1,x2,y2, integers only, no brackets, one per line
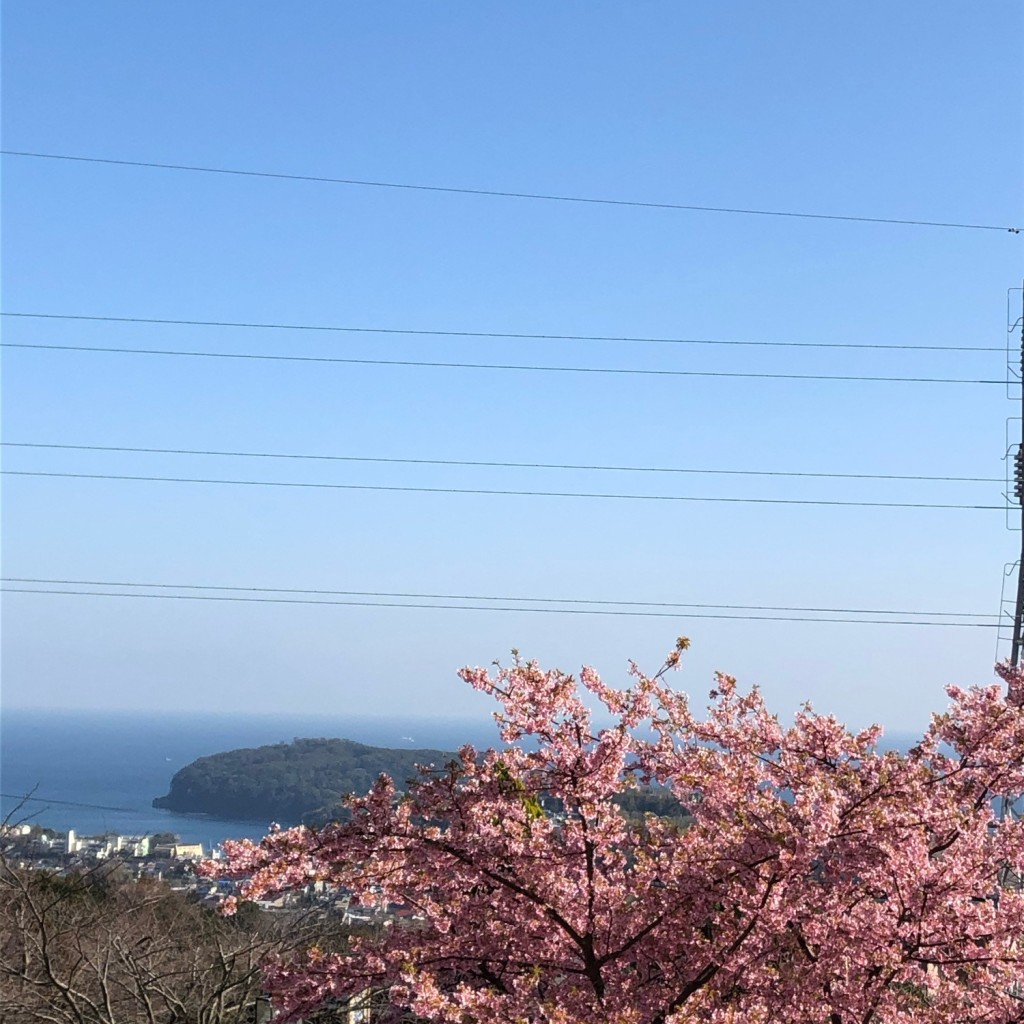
152,737,455,826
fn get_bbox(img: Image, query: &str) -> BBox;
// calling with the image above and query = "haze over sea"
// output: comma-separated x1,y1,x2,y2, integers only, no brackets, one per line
1,709,501,847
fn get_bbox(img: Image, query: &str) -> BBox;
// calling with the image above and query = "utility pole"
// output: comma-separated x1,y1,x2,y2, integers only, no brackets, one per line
1001,286,1024,854
1011,286,1024,666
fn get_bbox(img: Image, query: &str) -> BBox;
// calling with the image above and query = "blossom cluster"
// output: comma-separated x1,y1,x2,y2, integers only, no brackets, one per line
205,646,1024,1023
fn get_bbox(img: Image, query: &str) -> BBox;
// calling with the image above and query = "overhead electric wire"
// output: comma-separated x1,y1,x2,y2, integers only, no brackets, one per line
0,586,1000,628
2,150,1019,233
0,311,1002,353
0,342,1003,385
2,442,1000,484
0,793,136,813
2,576,995,619
1,469,1004,509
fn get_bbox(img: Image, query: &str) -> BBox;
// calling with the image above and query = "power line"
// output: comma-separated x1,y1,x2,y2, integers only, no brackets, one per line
0,586,1000,628
2,150,1020,234
2,470,1004,509
0,792,136,813
3,576,994,619
0,343,1003,385
0,312,1001,353
2,442,999,484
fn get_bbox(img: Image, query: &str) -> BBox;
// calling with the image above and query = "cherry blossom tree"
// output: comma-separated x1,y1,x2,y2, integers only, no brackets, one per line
207,641,1024,1023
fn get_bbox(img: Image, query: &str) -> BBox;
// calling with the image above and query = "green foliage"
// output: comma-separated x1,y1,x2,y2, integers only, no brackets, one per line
153,737,454,825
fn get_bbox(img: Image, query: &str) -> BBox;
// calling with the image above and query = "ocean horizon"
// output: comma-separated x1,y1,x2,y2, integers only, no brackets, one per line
1,708,502,846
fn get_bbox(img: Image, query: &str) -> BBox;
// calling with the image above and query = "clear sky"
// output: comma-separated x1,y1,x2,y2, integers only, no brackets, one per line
2,2,1022,732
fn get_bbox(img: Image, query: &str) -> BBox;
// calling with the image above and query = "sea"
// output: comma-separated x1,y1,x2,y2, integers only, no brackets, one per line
1,709,501,848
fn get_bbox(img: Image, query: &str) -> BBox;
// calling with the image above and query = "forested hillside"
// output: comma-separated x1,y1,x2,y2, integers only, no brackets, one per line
153,736,692,827
153,738,454,825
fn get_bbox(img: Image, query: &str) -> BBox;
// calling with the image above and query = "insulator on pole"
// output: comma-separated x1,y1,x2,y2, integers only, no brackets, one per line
1015,446,1024,503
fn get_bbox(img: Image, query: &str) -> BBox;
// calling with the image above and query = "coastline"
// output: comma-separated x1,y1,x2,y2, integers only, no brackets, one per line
2,708,499,845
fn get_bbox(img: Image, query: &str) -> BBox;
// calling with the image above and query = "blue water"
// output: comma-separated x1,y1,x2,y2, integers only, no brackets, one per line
1,709,500,847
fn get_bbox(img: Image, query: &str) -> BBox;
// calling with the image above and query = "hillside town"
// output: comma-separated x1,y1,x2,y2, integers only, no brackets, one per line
2,821,204,867
0,821,416,930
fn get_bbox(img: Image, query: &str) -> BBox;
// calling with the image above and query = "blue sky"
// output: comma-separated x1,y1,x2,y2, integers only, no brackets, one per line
2,2,1022,731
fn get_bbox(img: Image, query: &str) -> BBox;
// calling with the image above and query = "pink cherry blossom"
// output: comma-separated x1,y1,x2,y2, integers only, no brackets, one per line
206,647,1024,1023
